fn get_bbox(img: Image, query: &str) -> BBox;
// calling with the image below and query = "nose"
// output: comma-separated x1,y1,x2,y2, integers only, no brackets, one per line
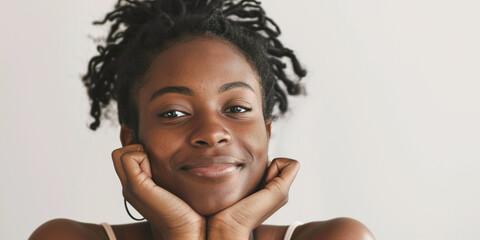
189,114,232,147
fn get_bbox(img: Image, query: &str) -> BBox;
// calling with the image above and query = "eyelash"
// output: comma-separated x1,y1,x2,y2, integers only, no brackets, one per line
158,110,189,118
158,106,251,119
224,106,252,113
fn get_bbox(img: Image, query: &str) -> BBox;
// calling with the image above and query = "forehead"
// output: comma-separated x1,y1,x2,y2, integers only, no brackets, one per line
140,36,261,93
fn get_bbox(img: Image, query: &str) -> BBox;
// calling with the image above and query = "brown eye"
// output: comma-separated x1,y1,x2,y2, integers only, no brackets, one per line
158,110,189,118
224,106,251,113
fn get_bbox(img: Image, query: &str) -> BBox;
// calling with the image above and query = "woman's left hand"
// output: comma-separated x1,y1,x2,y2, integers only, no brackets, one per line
207,158,300,239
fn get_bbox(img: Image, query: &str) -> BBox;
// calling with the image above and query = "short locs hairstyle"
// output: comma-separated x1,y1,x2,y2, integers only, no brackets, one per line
83,0,306,131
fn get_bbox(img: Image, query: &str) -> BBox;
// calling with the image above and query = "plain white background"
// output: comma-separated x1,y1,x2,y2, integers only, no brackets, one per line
1,0,479,239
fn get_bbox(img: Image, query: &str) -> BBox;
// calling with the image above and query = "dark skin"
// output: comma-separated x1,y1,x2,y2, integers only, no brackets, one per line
30,37,375,240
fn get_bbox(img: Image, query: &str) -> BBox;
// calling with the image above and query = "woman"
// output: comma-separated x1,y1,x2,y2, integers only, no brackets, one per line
30,0,374,239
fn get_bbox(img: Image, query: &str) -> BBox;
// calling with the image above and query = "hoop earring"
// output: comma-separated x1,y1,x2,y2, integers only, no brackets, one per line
124,198,145,221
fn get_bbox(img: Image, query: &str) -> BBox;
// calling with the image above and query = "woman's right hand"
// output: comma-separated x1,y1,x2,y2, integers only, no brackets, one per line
112,144,205,240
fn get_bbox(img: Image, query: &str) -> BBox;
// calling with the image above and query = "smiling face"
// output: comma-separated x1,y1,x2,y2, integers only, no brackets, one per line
123,36,271,216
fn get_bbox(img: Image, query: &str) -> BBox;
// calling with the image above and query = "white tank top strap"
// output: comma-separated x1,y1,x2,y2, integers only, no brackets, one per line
283,221,303,240
100,222,117,240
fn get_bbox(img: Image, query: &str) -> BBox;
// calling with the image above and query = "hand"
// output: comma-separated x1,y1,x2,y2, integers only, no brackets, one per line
207,158,300,239
112,144,205,240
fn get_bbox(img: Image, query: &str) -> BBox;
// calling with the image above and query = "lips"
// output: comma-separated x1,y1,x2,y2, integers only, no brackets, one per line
179,156,245,178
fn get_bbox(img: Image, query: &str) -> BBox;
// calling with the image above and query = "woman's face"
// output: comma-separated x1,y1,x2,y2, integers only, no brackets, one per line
131,37,270,216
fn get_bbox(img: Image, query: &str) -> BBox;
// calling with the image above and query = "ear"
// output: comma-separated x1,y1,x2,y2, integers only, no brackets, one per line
265,120,272,139
120,124,136,146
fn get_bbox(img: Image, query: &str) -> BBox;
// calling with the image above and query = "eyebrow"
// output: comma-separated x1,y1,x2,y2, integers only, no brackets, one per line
150,81,254,102
150,86,193,101
218,81,255,93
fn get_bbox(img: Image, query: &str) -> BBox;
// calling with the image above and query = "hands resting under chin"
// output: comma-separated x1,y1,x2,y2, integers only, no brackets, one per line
112,144,300,240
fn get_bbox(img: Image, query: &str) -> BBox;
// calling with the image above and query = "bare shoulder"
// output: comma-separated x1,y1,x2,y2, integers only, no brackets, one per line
293,218,375,240
257,218,374,240
29,218,107,240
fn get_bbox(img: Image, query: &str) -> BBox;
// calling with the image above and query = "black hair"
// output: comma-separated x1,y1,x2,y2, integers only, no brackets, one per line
83,0,306,131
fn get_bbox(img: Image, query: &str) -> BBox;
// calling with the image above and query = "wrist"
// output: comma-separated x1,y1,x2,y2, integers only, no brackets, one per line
150,222,206,240
207,218,250,240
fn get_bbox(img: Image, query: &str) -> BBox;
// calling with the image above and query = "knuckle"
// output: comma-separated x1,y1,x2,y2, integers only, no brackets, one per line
272,157,300,168
290,159,300,169
111,148,122,159
134,144,144,151
122,151,147,162
120,153,130,165
283,158,299,166
112,144,145,160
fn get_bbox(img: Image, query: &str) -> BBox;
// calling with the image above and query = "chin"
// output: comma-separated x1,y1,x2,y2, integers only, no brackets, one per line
171,166,266,216
195,204,229,216
187,190,245,216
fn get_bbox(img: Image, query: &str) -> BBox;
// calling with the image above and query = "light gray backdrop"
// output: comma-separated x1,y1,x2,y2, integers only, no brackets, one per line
1,0,479,239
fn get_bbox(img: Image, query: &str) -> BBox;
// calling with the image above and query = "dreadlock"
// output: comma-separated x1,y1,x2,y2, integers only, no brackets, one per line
83,0,306,131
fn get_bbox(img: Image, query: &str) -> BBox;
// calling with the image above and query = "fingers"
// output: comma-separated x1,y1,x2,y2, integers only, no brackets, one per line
122,151,151,180
111,144,150,190
264,158,300,190
112,144,164,217
260,158,299,210
112,144,185,206
111,144,205,236
218,158,299,230
253,158,299,224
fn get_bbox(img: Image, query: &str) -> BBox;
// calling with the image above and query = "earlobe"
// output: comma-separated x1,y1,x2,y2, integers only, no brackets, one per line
266,121,272,139
120,124,136,146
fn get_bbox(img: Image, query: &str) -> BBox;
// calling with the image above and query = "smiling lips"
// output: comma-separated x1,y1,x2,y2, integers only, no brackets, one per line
180,157,244,178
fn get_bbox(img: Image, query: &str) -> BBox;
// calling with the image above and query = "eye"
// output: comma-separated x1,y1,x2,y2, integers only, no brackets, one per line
158,110,189,118
224,106,252,113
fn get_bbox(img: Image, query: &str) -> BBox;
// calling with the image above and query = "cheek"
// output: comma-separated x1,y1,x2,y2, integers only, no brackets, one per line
144,133,172,174
236,120,270,167
138,127,185,186
137,112,184,164
243,124,269,192
248,121,269,153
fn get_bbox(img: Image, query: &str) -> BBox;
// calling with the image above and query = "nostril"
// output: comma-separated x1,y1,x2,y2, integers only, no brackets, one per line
218,139,228,144
195,140,209,146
